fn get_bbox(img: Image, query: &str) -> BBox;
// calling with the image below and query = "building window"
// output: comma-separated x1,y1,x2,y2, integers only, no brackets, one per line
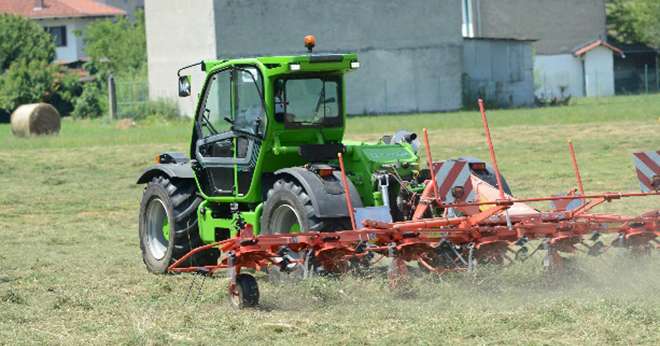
46,26,67,47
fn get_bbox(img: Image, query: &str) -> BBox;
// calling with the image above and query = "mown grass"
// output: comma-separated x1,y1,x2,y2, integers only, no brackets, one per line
0,94,659,345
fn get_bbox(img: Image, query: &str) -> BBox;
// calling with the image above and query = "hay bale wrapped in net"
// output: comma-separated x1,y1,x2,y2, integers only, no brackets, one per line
10,103,61,137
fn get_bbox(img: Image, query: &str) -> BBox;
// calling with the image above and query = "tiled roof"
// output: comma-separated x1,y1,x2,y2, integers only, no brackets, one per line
573,39,624,58
0,0,125,19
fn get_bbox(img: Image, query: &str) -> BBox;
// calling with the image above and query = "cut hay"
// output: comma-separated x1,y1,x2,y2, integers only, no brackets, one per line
10,103,61,137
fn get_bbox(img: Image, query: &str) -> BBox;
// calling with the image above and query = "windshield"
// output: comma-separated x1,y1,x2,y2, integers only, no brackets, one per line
274,77,341,126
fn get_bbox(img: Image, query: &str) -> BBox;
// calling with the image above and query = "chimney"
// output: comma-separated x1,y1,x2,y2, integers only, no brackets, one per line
34,0,44,11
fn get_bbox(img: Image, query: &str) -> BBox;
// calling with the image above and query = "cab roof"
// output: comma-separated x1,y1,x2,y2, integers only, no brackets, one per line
202,53,359,75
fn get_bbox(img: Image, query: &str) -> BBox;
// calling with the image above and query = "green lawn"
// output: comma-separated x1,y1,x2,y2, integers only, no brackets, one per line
0,95,659,345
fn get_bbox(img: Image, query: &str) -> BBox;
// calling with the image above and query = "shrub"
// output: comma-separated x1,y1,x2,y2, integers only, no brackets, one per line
72,82,104,118
0,59,57,113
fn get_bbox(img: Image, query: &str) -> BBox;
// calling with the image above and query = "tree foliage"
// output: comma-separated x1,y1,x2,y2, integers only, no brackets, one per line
0,59,57,113
82,10,147,78
72,82,104,118
0,14,55,70
607,0,660,48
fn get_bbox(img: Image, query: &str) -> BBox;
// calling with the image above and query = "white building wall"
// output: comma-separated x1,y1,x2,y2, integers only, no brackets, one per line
144,0,217,116
534,54,584,99
584,46,615,97
36,18,93,63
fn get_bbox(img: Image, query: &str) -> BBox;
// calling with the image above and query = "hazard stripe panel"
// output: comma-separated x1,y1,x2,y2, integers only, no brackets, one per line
632,151,660,192
432,160,477,203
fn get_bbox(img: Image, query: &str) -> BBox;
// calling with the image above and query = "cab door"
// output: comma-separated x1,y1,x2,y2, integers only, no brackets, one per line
193,66,265,197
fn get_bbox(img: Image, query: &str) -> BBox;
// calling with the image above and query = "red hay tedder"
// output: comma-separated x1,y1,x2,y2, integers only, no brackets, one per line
169,100,659,309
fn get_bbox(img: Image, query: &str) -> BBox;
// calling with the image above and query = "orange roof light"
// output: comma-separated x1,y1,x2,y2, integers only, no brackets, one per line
304,35,316,52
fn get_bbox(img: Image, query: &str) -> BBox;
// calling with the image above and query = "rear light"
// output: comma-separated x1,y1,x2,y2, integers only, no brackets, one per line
469,162,487,171
318,168,333,177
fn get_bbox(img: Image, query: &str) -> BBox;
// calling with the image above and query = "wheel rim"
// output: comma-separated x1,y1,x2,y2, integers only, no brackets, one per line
145,197,170,260
270,204,303,233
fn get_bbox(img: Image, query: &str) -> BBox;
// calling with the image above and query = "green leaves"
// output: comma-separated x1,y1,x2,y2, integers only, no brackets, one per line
607,0,660,48
81,10,147,78
0,59,57,112
0,14,55,71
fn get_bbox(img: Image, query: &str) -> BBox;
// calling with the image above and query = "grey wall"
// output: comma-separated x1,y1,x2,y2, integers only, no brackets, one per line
471,0,606,55
214,0,463,114
145,0,464,115
462,39,534,107
145,0,218,116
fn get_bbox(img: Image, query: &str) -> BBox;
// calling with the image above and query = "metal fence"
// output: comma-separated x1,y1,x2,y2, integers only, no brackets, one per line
114,79,149,119
615,63,660,95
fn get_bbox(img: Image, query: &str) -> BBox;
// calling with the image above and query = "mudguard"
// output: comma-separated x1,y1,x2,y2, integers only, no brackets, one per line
275,167,363,219
136,163,195,184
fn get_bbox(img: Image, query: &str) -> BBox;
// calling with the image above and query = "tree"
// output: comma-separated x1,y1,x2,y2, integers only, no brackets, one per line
607,0,660,48
0,59,57,112
82,10,147,78
0,14,55,70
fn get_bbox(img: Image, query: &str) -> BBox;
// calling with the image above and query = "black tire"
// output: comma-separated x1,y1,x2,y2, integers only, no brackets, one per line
139,176,216,273
261,179,349,280
229,273,259,309
260,179,349,234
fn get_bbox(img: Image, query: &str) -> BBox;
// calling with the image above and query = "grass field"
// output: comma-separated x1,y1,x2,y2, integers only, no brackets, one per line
0,95,659,345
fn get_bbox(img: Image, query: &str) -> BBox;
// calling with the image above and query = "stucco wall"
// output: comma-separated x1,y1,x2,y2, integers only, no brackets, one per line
145,0,218,116
472,0,606,55
534,54,584,99
462,39,534,107
145,0,464,116
584,46,615,97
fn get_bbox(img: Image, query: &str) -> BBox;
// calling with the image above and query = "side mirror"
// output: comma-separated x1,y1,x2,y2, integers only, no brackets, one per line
178,75,191,97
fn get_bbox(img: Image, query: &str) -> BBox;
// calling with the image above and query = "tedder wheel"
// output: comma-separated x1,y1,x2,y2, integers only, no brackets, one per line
261,179,350,280
229,273,259,309
139,176,216,273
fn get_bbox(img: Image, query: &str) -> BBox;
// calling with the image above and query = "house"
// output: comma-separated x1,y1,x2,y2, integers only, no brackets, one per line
144,0,464,116
461,0,620,99
0,0,125,64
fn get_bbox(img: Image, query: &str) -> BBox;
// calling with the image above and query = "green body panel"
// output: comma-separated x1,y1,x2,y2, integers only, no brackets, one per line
185,52,421,243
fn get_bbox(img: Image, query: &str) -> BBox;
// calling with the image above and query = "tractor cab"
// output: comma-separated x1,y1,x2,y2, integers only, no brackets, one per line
177,36,360,202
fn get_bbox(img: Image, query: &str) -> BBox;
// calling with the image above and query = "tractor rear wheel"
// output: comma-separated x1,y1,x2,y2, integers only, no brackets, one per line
261,179,350,280
139,176,216,273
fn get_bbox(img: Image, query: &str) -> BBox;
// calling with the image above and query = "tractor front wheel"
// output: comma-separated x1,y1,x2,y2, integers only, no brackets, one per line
139,176,215,273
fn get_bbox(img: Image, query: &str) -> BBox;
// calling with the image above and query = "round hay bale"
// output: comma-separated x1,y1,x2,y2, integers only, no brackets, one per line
10,103,61,137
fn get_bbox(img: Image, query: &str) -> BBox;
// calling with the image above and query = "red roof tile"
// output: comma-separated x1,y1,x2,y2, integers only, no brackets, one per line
0,0,125,19
573,39,625,58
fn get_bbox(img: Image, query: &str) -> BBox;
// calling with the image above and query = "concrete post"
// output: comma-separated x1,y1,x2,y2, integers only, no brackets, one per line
108,74,117,120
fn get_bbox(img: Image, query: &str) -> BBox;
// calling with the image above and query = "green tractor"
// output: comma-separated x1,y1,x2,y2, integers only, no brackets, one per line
137,38,431,273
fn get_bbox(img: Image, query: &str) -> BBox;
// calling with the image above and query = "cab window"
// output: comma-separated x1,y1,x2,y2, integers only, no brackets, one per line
200,69,232,138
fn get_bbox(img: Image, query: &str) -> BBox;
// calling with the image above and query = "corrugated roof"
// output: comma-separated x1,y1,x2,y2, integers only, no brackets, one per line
0,0,125,19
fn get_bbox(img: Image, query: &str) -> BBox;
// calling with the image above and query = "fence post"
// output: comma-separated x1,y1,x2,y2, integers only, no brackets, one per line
655,56,660,92
108,74,117,120
644,64,649,94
